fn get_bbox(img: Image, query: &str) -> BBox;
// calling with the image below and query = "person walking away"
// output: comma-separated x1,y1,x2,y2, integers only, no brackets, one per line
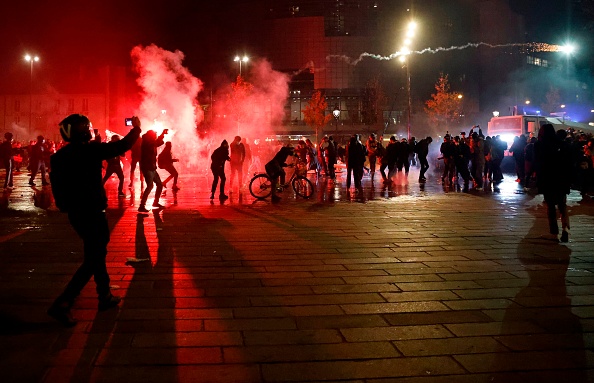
416,136,432,182
129,136,143,187
265,143,295,202
47,114,141,326
158,141,180,191
491,135,506,183
1,132,14,188
346,135,366,193
229,135,245,191
453,136,472,191
138,129,167,213
101,135,126,197
210,140,230,201
535,124,572,242
29,135,49,186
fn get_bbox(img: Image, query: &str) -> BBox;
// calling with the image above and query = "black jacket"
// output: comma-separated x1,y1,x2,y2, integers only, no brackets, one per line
50,126,141,212
211,142,230,171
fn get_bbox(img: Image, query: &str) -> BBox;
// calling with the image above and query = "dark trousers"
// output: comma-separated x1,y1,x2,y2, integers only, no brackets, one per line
140,169,163,207
544,192,569,234
129,159,143,184
229,162,243,188
346,166,363,189
327,158,336,179
211,167,226,195
103,165,125,193
30,159,47,183
162,165,179,187
419,155,429,179
369,155,377,173
3,158,13,187
56,211,111,305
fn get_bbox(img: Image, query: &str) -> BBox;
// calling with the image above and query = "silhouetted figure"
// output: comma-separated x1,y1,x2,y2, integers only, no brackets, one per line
129,136,143,187
210,140,230,201
102,134,126,197
265,143,295,202
29,135,49,186
47,114,141,327
229,135,245,190
158,141,180,191
138,129,167,213
416,136,432,182
1,132,14,188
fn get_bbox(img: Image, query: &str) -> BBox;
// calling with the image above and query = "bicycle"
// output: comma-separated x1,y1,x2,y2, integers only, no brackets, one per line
249,157,314,200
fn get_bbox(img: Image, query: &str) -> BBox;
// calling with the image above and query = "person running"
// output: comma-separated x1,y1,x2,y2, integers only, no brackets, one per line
138,129,167,213
158,141,180,191
416,136,432,182
210,140,230,201
101,135,126,198
47,114,141,327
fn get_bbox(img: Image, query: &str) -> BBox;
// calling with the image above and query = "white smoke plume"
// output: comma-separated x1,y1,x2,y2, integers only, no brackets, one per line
131,44,204,168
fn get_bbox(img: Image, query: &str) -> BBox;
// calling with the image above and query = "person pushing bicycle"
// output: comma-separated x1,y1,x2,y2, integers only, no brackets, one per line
265,143,295,203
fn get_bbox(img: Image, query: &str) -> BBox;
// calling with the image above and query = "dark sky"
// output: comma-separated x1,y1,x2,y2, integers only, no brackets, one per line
0,0,589,92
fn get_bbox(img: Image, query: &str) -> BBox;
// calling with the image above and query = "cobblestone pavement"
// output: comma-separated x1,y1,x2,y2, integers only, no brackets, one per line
1,167,593,382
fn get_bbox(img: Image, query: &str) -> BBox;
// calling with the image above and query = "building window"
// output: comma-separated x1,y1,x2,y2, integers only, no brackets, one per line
68,99,75,111
14,100,20,112
82,98,89,112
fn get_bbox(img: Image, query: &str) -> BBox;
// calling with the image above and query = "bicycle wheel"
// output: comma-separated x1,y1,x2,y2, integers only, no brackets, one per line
292,176,314,199
249,173,273,199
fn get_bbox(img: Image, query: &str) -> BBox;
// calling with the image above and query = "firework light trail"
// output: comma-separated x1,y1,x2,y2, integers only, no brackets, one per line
328,42,563,65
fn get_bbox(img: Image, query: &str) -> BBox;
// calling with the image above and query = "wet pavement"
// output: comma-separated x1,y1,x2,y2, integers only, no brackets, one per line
1,165,594,382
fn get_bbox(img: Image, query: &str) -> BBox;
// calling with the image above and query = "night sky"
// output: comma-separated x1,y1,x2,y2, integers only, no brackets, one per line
0,0,590,93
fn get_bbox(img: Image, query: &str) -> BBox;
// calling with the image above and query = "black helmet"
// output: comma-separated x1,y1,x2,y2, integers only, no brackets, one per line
59,114,92,143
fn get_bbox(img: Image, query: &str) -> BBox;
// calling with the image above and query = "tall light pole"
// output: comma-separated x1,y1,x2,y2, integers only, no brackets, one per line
399,20,416,140
24,54,39,135
234,55,249,77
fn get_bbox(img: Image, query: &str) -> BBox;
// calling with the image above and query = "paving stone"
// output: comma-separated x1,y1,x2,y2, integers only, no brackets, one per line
394,336,509,356
341,325,454,342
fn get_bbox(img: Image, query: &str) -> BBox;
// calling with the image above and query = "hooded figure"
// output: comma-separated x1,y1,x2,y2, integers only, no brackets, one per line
210,140,230,200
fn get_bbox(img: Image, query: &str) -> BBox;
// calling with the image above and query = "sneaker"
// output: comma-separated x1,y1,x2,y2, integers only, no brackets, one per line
138,205,149,213
98,293,121,311
219,194,229,201
47,304,77,327
210,194,214,200
118,192,126,198
152,203,165,209
560,231,569,243
172,185,180,191
28,181,35,186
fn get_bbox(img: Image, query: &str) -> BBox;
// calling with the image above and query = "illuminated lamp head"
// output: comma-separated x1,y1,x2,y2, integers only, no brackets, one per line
59,114,92,143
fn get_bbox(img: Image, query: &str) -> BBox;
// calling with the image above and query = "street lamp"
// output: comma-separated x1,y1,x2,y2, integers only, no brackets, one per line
332,105,340,132
24,54,39,134
399,20,416,140
234,55,249,77
560,104,566,126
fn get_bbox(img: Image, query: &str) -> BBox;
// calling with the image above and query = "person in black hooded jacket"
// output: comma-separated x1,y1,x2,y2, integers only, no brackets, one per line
48,114,141,327
210,140,230,200
535,124,572,242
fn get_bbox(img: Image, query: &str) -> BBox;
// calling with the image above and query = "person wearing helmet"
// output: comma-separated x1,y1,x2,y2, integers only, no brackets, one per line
47,114,141,327
0,132,14,188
